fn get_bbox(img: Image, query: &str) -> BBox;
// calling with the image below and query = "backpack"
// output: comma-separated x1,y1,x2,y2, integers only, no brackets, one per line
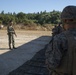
55,31,76,75
46,31,76,75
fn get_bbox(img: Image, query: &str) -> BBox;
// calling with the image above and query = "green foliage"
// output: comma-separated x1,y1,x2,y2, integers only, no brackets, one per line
0,20,2,24
0,10,61,26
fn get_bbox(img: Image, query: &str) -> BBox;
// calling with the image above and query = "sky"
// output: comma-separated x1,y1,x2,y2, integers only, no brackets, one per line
0,0,76,14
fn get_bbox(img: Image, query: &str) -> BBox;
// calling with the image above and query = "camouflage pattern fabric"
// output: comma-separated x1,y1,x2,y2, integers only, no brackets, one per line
7,26,15,35
61,6,76,19
52,25,63,36
52,26,58,36
7,25,15,48
45,29,76,75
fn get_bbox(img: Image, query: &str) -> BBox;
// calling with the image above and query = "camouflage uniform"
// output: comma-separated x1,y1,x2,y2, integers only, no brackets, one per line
45,29,76,75
52,26,58,36
56,24,63,33
52,24,63,36
7,25,16,49
45,6,76,75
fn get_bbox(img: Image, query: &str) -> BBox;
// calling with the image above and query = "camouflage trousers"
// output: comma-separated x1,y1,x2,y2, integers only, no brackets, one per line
8,34,15,48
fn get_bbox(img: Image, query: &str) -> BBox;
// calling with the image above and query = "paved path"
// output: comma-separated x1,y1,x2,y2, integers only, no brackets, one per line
0,36,51,75
8,45,49,75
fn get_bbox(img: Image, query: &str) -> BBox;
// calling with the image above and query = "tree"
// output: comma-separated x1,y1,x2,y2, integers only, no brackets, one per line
1,10,4,14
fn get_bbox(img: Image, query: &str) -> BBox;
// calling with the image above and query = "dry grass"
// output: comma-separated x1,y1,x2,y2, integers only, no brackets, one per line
1,24,53,31
0,30,52,51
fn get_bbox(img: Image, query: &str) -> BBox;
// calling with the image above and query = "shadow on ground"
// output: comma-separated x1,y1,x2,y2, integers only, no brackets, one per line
8,44,50,75
0,36,52,75
0,48,9,50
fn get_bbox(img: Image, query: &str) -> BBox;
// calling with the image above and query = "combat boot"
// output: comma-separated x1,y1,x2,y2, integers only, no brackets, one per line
13,46,17,49
9,47,12,50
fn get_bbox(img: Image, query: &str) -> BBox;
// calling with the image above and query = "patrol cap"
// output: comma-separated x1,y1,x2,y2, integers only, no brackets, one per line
61,5,76,20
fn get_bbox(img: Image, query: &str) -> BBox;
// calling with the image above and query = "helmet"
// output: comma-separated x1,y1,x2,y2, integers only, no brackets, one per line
61,5,76,20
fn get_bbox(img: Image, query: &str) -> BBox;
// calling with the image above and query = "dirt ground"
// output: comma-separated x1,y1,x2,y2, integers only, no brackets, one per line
0,30,51,54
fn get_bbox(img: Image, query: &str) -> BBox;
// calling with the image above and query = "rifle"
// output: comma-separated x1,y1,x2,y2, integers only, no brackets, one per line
13,29,17,37
14,32,17,37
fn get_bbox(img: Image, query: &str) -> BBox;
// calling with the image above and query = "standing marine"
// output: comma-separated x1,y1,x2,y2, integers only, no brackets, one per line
52,23,63,36
7,20,17,49
45,5,76,75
